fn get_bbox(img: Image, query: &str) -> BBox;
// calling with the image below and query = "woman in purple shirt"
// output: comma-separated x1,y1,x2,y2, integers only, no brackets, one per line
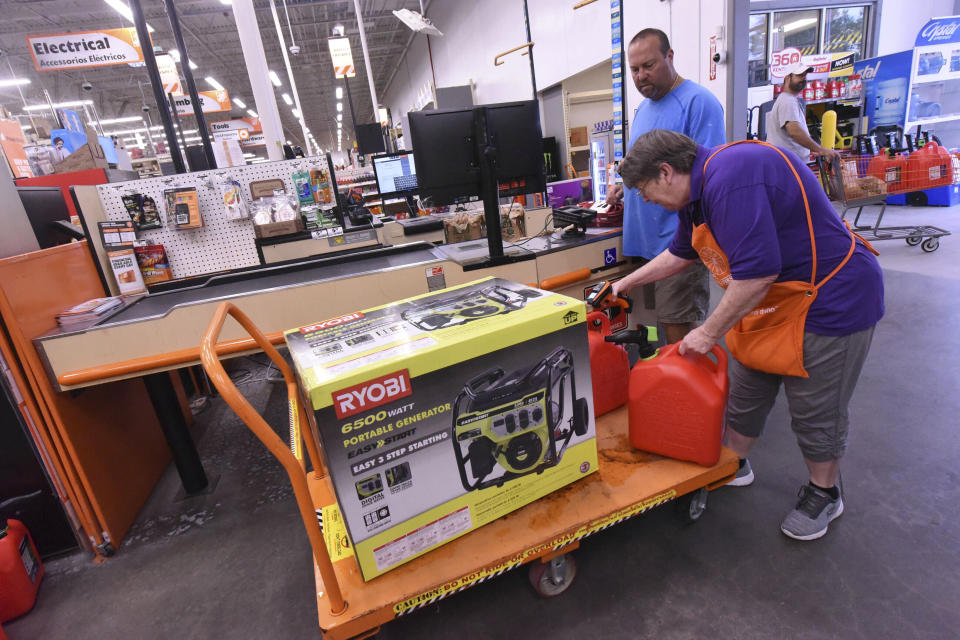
612,129,884,541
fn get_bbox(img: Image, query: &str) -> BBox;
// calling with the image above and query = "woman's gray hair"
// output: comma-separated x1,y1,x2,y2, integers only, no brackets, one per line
618,129,698,188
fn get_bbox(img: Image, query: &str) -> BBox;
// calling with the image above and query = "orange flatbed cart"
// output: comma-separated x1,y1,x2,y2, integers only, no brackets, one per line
201,302,738,640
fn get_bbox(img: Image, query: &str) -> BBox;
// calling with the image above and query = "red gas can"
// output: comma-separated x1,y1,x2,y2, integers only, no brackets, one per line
625,343,729,466
586,311,629,418
0,520,45,622
867,149,907,193
907,141,951,190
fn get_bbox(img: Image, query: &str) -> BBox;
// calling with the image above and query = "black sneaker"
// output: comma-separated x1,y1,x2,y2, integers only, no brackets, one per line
780,484,844,541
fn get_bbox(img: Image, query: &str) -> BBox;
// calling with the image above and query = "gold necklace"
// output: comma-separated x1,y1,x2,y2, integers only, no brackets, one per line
669,74,683,93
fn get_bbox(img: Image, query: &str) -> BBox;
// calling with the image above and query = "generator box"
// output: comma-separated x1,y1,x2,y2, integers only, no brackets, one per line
285,278,598,581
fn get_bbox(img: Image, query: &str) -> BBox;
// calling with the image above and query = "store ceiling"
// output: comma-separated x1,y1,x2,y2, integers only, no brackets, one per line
0,0,427,153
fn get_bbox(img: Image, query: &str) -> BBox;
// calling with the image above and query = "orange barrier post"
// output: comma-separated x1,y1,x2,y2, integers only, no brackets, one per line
200,302,344,615
539,268,592,291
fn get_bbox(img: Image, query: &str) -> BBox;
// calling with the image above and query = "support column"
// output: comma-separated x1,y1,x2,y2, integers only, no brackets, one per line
231,0,285,161
352,0,381,124
268,0,313,155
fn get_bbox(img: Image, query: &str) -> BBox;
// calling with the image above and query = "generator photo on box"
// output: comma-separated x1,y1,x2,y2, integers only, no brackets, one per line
453,346,589,491
401,284,541,331
286,277,598,581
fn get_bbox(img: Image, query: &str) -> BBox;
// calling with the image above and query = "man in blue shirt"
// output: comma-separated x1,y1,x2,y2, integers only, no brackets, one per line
606,28,725,343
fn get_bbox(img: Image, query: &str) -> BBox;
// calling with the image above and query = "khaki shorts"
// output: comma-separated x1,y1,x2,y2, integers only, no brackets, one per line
629,259,711,325
725,327,876,462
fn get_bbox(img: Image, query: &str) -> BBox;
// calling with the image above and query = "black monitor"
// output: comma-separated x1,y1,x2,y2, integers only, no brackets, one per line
371,151,418,198
16,186,75,249
356,123,386,156
408,100,545,206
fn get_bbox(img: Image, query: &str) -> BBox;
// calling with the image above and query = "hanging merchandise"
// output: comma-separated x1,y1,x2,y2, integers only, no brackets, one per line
134,243,173,285
164,187,204,230
121,193,162,230
220,179,249,221
310,167,333,204
271,193,300,222
106,245,147,295
251,199,274,226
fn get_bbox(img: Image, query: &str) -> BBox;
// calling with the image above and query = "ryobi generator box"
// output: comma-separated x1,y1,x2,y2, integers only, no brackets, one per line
285,277,598,581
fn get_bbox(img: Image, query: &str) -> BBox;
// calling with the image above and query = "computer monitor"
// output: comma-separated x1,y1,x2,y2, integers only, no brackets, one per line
408,100,545,206
371,151,418,198
356,123,386,156
16,186,75,249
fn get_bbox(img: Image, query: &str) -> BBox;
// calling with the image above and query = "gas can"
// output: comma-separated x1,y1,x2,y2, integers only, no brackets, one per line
627,343,728,466
907,141,952,190
0,519,45,622
868,150,907,193
586,311,629,418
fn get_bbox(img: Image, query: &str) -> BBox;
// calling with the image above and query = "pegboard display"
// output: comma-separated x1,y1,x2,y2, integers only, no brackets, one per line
97,155,335,280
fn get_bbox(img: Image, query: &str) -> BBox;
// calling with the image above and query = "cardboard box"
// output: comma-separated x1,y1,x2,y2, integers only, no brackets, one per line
286,278,598,581
254,217,304,238
442,211,485,244
569,126,588,148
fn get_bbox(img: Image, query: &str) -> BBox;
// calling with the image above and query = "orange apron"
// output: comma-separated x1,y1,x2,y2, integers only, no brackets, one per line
692,140,875,378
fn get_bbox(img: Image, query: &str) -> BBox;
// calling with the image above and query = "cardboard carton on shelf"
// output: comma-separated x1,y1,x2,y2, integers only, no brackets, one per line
569,126,589,148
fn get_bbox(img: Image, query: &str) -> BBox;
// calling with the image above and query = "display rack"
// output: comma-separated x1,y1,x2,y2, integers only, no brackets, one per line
96,155,335,280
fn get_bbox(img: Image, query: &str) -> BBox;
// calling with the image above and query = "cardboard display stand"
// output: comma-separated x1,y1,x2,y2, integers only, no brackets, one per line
286,277,598,581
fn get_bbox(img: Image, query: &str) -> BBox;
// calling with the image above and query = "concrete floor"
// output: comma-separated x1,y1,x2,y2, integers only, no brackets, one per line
6,203,960,640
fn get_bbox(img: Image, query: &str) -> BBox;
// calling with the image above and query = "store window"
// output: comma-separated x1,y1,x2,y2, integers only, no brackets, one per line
772,9,821,57
824,7,867,55
749,14,770,86
749,4,872,88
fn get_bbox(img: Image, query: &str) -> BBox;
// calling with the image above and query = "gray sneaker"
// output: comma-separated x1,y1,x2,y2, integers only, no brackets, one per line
727,459,754,487
780,484,844,541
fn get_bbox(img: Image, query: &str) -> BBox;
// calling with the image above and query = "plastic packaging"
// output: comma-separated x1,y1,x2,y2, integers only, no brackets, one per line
221,179,249,220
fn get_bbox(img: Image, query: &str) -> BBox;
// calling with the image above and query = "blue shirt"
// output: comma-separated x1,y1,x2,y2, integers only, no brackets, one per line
668,144,884,336
623,80,726,258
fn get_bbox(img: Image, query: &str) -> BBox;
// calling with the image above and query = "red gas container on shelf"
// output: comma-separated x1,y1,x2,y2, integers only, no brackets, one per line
605,335,729,466
867,149,908,193
906,141,952,191
586,311,630,418
0,519,45,623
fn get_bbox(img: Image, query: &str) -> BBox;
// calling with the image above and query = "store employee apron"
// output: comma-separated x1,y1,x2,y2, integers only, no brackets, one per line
692,140,870,378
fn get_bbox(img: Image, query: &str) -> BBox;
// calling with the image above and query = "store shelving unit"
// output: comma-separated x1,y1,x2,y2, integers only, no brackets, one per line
562,88,614,177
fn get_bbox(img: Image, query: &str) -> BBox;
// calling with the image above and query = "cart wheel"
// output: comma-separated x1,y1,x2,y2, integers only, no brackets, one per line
921,237,940,253
572,397,589,436
675,488,708,524
905,234,923,246
528,554,578,598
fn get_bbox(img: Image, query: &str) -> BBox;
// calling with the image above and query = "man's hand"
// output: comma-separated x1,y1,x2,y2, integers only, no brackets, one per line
677,325,720,357
606,184,624,205
611,278,630,299
816,147,840,163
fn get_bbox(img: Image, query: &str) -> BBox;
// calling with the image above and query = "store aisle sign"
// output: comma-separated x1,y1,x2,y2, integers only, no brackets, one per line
27,28,144,71
210,117,262,141
0,119,32,178
328,37,357,78
157,54,182,95
173,91,231,116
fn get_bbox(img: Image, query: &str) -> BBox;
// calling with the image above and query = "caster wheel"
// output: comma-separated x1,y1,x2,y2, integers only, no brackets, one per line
572,397,589,436
528,554,578,598
905,235,923,246
921,237,940,253
675,488,708,523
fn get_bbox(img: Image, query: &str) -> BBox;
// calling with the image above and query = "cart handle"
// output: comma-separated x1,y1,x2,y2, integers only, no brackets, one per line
200,301,346,616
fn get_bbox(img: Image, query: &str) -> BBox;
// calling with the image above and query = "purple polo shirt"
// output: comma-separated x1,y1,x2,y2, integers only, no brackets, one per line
669,143,884,336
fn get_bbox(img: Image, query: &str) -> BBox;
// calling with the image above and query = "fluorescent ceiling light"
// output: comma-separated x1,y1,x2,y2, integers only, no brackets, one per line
233,98,246,109
24,100,93,111
335,87,343,99
103,0,154,32
0,78,31,88
292,108,301,118
337,113,342,121
243,153,256,157
205,77,225,91
282,93,293,105
336,102,343,112
782,18,817,33
268,71,282,87
285,140,292,144
220,0,232,4
166,50,197,69
92,116,143,125
247,109,259,118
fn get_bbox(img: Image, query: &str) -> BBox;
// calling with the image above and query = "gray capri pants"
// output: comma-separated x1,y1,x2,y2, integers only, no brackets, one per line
724,327,875,462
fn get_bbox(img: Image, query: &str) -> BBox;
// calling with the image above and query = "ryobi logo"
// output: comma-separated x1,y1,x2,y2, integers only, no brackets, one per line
333,370,412,419
300,312,365,333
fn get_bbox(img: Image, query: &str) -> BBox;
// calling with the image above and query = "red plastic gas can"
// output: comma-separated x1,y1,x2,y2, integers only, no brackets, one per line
868,150,907,193
587,311,629,418
0,520,45,622
907,141,951,190
626,343,729,466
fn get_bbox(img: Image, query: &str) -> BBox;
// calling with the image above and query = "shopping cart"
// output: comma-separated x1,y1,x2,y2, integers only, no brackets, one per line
200,301,738,639
818,154,951,253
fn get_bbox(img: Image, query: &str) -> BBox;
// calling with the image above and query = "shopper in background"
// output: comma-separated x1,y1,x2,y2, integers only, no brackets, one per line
605,28,725,344
766,62,839,163
613,130,884,541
